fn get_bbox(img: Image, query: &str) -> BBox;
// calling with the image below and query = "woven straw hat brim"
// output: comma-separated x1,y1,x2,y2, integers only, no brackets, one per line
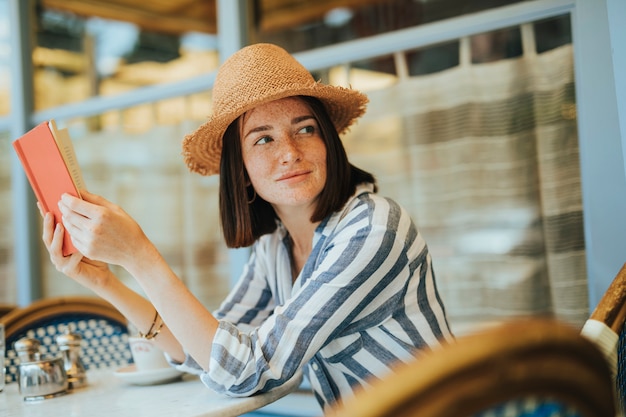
181,43,368,176
183,85,367,176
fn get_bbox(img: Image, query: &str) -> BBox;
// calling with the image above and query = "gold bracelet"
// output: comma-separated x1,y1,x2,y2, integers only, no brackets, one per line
139,309,160,339
144,316,164,340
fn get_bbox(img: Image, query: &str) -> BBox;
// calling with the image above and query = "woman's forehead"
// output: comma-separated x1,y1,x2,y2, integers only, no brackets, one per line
249,96,308,115
242,97,312,126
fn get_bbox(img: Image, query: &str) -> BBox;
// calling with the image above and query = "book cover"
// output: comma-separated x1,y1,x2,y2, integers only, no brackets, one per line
12,120,85,256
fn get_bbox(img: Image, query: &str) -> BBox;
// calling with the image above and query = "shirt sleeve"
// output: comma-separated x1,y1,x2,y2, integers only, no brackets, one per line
213,245,277,330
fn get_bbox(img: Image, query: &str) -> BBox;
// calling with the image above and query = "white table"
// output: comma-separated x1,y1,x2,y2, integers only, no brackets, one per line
1,369,301,417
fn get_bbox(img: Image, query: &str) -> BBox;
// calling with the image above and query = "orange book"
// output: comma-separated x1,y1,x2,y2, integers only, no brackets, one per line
12,120,85,256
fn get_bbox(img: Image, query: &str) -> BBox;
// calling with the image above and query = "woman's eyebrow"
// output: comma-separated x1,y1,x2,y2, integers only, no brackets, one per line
292,115,315,124
244,124,272,139
244,115,315,139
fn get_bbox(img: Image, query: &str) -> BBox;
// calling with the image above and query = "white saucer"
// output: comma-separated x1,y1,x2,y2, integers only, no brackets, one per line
113,364,184,386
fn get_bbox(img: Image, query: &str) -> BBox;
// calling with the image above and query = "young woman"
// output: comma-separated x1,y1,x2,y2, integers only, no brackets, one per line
42,43,453,410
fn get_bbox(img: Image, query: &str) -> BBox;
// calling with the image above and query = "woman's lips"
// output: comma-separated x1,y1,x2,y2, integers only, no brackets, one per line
276,170,310,181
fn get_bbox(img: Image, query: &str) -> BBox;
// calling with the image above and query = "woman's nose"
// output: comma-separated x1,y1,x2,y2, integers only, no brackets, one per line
278,136,302,164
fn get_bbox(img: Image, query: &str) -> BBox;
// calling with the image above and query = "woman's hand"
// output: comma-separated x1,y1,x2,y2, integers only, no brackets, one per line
41,197,190,364
56,190,152,270
41,206,111,292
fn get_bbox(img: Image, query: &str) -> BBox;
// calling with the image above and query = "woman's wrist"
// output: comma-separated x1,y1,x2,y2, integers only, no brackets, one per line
122,240,166,283
91,269,125,299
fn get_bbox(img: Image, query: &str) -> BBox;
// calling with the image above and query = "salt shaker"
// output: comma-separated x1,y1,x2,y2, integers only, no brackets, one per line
56,331,87,389
14,337,41,363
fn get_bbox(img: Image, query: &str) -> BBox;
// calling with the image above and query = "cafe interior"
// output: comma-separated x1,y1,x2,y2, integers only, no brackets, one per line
0,0,625,416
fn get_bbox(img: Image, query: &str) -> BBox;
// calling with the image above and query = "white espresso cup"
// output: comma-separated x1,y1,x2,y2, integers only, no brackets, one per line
128,337,170,371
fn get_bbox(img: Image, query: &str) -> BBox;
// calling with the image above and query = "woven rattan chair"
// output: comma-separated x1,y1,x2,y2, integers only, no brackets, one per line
0,303,16,318
326,317,616,417
1,296,132,384
581,262,626,412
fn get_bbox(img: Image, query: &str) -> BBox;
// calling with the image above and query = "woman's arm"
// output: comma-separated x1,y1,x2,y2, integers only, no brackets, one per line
47,191,219,367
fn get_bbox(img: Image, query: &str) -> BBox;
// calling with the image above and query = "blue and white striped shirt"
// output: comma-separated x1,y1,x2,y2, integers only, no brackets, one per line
176,183,453,410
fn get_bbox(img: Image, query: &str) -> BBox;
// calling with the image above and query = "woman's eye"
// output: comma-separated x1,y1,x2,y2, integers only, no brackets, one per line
254,135,272,145
298,125,315,135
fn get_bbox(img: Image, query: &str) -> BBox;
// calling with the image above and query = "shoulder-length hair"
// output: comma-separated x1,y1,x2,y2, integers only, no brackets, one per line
219,95,376,248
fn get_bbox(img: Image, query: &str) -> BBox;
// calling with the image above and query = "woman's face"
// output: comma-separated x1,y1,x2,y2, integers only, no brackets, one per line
241,97,327,213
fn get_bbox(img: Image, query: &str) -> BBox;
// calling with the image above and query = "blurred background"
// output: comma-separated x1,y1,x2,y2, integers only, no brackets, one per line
1,0,624,336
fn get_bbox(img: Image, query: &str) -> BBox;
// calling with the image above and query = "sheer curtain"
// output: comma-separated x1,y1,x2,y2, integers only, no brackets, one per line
343,24,586,333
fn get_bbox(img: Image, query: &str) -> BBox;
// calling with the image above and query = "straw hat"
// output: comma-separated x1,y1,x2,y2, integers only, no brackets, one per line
182,43,369,176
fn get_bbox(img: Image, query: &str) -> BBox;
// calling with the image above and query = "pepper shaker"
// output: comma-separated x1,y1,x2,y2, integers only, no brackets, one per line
56,331,87,389
14,338,41,363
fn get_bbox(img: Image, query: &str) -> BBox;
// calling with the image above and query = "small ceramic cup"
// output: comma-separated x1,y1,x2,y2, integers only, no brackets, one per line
128,337,170,371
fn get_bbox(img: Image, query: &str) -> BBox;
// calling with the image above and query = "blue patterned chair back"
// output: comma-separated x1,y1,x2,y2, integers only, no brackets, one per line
472,398,583,417
1,296,132,385
326,318,616,417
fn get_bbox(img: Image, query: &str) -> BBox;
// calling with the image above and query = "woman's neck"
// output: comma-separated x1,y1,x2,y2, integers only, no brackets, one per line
284,220,318,281
275,203,319,280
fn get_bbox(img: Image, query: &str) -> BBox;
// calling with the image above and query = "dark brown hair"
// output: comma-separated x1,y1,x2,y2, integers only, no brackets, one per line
219,96,376,248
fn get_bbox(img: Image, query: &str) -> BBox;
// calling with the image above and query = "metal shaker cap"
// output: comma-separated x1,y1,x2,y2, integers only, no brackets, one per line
56,332,83,350
14,337,41,362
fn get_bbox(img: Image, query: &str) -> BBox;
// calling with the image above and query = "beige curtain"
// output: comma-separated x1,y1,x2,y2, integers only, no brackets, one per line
343,25,586,333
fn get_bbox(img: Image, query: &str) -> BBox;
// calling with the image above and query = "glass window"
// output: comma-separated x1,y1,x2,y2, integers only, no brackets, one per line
0,0,9,117
0,130,15,305
4,2,583,332
33,5,219,112
0,0,13,305
534,14,572,53
254,0,530,52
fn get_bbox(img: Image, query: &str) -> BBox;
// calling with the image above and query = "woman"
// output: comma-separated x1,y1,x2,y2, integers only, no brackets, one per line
43,43,453,410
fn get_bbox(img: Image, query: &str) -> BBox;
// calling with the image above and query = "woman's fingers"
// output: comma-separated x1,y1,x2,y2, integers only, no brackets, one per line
51,222,65,256
56,190,146,268
79,189,107,205
42,212,54,247
61,191,113,220
46,219,67,266
42,213,66,258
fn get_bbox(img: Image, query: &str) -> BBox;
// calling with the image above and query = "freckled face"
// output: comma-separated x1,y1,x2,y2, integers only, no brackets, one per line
241,97,327,212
